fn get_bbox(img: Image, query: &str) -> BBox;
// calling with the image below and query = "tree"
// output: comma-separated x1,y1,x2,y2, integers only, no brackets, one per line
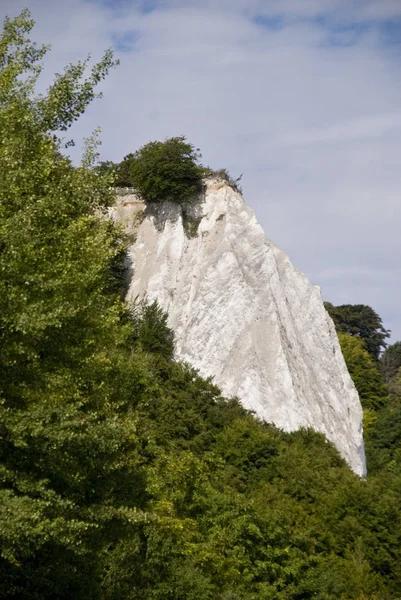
94,159,118,178
338,334,388,411
325,302,390,360
124,136,204,203
0,11,146,597
115,152,135,187
131,300,175,360
365,394,401,473
380,341,401,387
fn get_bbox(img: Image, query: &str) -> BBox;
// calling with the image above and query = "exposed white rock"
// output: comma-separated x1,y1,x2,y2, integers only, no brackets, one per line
119,180,366,476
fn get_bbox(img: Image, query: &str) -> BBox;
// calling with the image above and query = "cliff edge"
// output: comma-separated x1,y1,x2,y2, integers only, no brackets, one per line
117,179,366,476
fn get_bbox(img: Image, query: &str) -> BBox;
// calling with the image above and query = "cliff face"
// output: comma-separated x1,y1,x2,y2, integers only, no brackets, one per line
118,179,366,476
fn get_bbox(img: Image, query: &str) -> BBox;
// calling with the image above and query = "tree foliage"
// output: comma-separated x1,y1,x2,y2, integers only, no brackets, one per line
380,341,401,387
0,10,142,597
338,334,388,411
365,394,401,474
131,300,175,360
365,350,401,475
118,136,204,203
325,302,390,360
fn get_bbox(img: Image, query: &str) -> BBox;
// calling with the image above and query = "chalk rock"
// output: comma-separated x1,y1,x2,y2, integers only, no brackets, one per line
121,179,366,475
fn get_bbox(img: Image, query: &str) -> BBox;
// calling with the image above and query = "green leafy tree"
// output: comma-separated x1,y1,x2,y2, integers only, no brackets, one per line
325,302,390,360
380,341,401,387
131,300,175,360
365,395,401,473
123,136,203,203
94,159,118,179
115,152,135,187
338,334,388,411
0,11,146,597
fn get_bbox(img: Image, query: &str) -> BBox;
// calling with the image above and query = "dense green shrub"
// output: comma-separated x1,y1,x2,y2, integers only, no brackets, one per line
123,136,204,203
131,300,174,359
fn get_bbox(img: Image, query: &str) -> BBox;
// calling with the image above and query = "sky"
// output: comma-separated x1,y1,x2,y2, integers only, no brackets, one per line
2,0,401,342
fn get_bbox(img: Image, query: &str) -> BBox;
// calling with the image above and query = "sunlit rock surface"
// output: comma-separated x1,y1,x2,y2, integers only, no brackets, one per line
116,180,366,476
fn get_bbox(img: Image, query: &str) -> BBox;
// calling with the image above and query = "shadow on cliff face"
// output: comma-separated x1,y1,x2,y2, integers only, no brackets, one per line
144,194,205,236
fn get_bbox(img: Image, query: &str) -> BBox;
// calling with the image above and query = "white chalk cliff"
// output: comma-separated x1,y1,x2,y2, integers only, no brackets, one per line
117,179,366,476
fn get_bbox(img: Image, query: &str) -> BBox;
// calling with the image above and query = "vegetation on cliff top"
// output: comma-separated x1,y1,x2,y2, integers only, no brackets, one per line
97,140,243,202
1,11,401,599
116,137,204,203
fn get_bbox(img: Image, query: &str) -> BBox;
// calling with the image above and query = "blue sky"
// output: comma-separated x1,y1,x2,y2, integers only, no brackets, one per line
2,0,401,342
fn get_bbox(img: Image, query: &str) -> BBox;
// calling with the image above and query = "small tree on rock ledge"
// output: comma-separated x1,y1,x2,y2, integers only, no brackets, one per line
123,136,204,204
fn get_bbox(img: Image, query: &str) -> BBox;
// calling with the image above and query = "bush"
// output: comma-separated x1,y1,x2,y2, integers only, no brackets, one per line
202,166,243,193
131,300,175,359
126,136,204,204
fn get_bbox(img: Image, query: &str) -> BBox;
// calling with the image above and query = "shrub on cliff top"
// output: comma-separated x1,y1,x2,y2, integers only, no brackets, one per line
123,136,204,204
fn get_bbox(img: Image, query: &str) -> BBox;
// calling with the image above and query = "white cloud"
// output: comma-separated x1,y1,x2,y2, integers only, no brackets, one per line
1,0,400,341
